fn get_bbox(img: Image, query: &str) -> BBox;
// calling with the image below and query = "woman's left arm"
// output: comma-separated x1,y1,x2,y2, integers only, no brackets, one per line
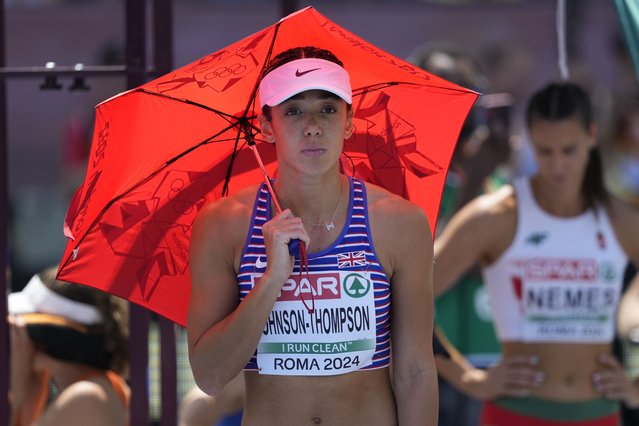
602,200,639,407
614,200,639,340
385,201,438,425
617,274,639,341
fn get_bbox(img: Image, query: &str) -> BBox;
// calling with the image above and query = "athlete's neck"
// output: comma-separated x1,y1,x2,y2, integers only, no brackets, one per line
530,177,588,217
274,172,345,222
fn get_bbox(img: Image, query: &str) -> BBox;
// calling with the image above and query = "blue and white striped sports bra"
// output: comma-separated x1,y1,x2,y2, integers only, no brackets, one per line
237,177,392,376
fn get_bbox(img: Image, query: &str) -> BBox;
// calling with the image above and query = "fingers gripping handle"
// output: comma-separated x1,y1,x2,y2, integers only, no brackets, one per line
248,143,304,258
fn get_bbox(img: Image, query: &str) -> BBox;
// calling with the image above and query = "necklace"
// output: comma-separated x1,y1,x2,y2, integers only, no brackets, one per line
314,179,344,231
277,178,345,231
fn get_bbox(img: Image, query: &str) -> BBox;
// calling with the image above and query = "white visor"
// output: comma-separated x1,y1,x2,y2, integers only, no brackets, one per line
8,274,103,325
258,58,352,108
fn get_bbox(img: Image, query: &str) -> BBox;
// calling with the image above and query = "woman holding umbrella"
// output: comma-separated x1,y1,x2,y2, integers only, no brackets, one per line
433,82,639,425
187,46,437,425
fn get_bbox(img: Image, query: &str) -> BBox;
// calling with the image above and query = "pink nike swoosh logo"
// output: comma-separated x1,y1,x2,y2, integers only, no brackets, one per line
295,68,321,77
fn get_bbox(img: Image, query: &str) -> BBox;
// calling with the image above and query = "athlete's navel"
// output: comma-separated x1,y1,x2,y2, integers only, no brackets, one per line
563,373,576,386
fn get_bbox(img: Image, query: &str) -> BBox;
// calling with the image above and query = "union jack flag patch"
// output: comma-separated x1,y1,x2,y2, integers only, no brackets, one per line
337,251,367,268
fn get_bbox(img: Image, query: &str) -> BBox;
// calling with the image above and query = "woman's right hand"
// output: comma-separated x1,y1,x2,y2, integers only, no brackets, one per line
462,355,545,400
261,208,310,285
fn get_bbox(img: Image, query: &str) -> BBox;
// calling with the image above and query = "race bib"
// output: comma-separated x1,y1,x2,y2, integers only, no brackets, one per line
255,270,377,376
515,259,620,342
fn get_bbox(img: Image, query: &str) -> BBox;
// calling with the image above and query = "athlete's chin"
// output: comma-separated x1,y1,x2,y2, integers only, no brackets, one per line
543,175,572,188
295,156,338,173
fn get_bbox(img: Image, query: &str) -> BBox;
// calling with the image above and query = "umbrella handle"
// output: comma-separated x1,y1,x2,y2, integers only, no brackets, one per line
248,143,304,258
288,239,301,257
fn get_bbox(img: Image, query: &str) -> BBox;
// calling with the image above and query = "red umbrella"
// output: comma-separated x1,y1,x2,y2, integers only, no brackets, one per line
57,6,478,326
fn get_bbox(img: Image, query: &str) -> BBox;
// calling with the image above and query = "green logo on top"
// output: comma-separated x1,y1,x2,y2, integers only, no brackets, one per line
343,273,371,298
599,262,616,283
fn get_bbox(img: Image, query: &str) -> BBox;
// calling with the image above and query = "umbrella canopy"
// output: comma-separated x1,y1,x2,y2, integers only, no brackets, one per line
57,6,478,326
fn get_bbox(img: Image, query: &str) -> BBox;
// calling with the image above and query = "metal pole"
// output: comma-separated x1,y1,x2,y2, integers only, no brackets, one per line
152,1,178,425
153,0,172,78
126,0,150,425
159,320,177,426
0,0,9,419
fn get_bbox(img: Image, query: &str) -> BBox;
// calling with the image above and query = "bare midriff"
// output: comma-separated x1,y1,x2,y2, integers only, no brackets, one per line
242,368,397,425
502,341,611,400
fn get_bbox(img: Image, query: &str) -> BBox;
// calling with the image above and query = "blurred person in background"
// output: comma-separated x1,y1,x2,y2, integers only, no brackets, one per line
407,41,514,426
433,81,639,425
8,264,129,426
603,94,639,425
616,262,639,426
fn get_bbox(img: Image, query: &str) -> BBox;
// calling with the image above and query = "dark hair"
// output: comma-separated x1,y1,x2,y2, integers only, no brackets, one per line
407,42,487,92
39,266,129,375
260,46,347,120
525,82,608,208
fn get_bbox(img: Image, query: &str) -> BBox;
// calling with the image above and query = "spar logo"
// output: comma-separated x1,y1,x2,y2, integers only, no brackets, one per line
515,258,598,282
275,273,341,302
343,273,371,298
599,262,617,283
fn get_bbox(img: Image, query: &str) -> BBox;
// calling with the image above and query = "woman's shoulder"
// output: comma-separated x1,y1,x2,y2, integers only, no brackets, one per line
193,184,261,230
363,182,427,224
606,196,639,262
607,195,639,224
472,183,517,217
59,378,112,402
363,180,516,225
453,184,517,244
42,378,126,425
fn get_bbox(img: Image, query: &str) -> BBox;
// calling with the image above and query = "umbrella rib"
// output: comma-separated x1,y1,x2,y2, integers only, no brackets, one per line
220,21,280,196
238,18,281,117
138,89,256,123
221,117,255,196
353,81,477,97
137,88,266,143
